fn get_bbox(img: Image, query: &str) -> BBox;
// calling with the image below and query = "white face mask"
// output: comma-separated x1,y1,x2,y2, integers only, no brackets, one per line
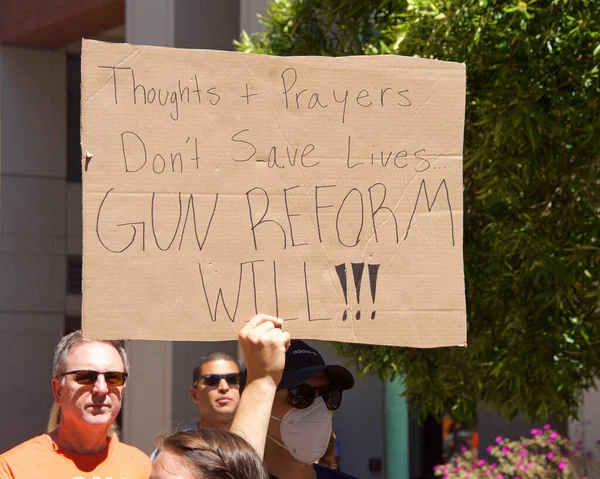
268,396,333,464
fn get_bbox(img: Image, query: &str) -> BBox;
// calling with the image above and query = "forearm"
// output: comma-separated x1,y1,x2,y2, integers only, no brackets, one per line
230,378,277,459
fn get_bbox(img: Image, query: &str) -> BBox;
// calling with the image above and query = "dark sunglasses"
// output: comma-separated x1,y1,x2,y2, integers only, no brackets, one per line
197,373,240,388
57,370,128,386
288,383,343,411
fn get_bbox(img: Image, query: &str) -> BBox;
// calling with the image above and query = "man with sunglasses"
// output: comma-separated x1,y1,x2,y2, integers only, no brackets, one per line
0,330,151,478
149,352,242,461
0,315,290,478
190,352,241,430
242,340,358,479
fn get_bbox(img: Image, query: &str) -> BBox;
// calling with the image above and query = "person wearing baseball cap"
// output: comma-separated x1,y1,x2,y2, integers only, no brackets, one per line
241,340,357,479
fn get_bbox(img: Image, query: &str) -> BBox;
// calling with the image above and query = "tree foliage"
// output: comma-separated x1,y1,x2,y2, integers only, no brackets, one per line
237,0,600,422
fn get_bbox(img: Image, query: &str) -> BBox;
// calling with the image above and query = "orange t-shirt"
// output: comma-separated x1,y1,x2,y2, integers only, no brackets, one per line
0,434,151,479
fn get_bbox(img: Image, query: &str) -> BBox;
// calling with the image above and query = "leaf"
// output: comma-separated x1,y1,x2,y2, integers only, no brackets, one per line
241,0,600,424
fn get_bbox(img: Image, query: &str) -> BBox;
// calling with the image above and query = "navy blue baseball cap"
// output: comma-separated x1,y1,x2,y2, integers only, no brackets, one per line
240,340,354,392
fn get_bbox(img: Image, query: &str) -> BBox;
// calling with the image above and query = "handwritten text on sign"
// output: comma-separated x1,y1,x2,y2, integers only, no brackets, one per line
81,40,467,347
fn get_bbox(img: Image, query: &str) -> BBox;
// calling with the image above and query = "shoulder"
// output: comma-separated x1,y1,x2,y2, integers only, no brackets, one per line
0,435,50,478
110,441,152,476
1,435,48,460
314,464,359,479
111,440,151,462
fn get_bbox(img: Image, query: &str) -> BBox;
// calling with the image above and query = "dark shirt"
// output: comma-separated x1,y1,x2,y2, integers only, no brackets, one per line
270,464,359,478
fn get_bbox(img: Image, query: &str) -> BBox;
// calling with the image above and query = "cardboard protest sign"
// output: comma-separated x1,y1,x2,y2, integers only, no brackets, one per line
81,39,466,347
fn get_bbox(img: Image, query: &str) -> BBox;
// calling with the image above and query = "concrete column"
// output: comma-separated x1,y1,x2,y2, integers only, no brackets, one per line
384,378,409,479
569,380,600,461
123,0,241,452
121,340,173,453
0,46,67,452
240,0,268,36
122,0,177,451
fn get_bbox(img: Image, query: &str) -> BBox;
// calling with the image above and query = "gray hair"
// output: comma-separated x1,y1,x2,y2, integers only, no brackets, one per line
52,330,130,377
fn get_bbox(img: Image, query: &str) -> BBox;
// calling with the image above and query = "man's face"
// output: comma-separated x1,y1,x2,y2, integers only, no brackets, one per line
268,371,330,445
189,359,240,425
51,341,125,428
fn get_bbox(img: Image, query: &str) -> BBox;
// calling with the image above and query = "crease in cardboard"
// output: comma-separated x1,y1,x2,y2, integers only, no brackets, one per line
83,43,144,105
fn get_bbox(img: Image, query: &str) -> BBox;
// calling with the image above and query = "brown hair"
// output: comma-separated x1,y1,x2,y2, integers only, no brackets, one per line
318,430,339,469
157,430,269,479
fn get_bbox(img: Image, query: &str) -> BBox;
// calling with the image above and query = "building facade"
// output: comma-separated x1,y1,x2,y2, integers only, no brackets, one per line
0,1,597,478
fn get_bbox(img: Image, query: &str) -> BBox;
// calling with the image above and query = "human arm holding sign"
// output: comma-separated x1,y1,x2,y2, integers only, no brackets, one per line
230,314,290,459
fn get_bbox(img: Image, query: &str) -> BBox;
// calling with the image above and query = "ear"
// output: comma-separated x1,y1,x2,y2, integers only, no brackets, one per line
51,378,63,405
190,385,199,404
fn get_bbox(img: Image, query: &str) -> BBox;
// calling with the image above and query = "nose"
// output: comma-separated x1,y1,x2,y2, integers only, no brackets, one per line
92,373,109,395
217,378,230,393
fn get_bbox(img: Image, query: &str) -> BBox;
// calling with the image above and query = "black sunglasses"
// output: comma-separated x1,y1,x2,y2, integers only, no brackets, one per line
288,384,343,411
57,370,128,387
197,373,240,388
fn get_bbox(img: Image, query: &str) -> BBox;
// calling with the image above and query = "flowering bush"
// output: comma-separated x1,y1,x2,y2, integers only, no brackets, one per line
434,426,600,478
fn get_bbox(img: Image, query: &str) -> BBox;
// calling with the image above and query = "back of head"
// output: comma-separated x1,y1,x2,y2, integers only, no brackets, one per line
157,430,269,479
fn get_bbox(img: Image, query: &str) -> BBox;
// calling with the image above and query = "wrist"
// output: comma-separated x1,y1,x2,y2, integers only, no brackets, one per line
244,374,279,392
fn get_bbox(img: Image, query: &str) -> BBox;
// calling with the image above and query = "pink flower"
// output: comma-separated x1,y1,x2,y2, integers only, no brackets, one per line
461,445,467,452
476,459,485,467
495,435,503,443
550,431,559,439
501,446,510,454
558,461,567,470
544,424,551,430
547,452,555,460
486,445,493,453
496,474,503,479
519,449,527,457
531,428,542,435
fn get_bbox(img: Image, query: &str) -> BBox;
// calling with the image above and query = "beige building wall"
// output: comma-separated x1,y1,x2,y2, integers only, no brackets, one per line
569,380,600,461
121,0,244,454
0,47,67,452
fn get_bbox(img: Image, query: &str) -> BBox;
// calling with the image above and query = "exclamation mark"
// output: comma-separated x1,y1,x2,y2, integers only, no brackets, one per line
335,264,348,321
352,263,365,320
368,264,380,319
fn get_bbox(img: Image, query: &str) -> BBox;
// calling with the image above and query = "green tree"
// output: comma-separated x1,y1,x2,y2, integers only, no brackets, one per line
237,0,600,422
